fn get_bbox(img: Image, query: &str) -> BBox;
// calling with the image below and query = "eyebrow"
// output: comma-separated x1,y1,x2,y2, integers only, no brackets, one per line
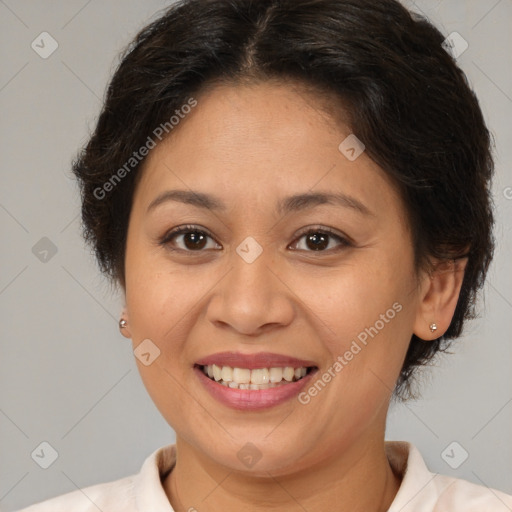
147,190,225,213
147,189,373,216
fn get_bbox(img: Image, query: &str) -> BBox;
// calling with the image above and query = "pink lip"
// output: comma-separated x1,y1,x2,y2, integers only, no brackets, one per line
195,351,317,369
194,366,318,410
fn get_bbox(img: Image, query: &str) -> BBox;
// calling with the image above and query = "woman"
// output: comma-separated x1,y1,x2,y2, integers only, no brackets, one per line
18,0,512,510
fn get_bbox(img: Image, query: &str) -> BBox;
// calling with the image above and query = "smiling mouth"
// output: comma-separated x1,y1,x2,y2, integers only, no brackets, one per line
196,364,316,390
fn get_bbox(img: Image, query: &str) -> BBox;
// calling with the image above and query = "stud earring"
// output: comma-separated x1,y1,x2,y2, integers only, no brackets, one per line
119,318,128,330
429,323,437,333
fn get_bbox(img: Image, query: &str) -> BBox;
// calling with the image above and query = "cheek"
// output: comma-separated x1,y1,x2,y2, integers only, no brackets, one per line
126,267,202,346
123,264,204,427
294,267,414,437
295,253,416,392
301,259,409,340
124,228,202,336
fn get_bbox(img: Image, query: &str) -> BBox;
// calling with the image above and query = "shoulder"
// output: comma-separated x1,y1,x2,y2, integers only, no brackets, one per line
15,444,177,512
432,473,512,511
15,475,136,512
386,441,512,511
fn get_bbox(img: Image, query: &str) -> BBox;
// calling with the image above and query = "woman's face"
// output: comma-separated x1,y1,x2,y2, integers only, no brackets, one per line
123,81,428,475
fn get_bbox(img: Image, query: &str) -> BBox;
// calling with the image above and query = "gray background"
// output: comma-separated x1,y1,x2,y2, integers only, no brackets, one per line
0,1,511,510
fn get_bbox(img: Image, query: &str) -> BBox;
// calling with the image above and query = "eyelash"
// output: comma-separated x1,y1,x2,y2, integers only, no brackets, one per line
159,224,352,254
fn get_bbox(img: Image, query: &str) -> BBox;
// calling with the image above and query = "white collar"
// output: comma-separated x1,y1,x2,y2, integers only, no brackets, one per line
132,441,512,511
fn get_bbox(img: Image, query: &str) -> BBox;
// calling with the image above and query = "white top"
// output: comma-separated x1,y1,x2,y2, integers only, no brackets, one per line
17,441,512,511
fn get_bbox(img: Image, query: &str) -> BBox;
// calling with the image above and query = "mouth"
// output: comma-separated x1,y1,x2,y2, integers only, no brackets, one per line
193,351,319,409
195,364,315,390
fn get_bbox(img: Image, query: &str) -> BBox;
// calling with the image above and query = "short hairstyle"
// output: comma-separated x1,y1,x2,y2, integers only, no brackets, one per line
72,0,494,399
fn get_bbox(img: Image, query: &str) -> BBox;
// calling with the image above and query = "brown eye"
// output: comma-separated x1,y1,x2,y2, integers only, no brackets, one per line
182,231,208,250
290,228,351,253
304,232,329,251
160,225,221,252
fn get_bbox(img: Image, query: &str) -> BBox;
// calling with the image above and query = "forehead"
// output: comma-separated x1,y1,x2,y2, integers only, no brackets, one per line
134,81,402,220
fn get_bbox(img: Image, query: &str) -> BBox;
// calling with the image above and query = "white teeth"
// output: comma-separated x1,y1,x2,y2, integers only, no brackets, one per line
221,366,233,382
269,367,283,383
201,364,311,390
233,367,251,384
283,367,295,382
212,364,222,381
251,368,269,385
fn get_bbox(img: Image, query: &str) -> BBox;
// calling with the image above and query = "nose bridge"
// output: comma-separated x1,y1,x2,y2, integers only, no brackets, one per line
228,236,274,303
206,236,294,334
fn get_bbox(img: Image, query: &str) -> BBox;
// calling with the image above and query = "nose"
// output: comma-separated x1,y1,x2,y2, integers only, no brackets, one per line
205,244,295,337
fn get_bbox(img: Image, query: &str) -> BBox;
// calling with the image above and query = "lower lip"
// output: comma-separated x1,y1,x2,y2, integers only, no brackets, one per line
194,366,317,410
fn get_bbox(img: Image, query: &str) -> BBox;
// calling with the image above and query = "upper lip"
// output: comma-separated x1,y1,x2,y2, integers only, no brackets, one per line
195,351,317,370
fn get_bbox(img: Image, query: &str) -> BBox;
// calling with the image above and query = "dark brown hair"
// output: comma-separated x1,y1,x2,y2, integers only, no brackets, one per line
72,0,494,399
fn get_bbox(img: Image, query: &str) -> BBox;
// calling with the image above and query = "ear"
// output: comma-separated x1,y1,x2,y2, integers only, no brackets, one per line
413,258,468,340
119,307,132,339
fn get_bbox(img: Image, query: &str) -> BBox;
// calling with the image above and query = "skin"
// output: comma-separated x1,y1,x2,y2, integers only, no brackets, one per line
120,80,466,511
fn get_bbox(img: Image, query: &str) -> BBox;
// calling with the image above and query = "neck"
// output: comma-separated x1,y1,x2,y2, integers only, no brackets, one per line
163,434,402,512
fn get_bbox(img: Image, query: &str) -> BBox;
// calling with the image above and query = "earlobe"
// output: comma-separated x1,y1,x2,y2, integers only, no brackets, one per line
119,309,132,339
413,258,467,341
